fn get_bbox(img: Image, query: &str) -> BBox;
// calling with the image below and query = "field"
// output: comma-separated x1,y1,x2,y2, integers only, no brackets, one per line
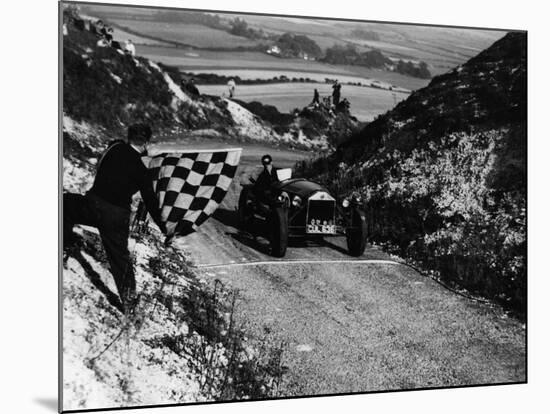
80,4,505,110
137,46,431,91
137,46,344,72
197,82,407,122
335,66,431,90
100,23,171,46
106,19,261,48
182,68,405,89
231,14,505,74
83,4,505,76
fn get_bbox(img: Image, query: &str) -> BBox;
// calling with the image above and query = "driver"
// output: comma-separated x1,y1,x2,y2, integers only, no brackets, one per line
254,154,279,204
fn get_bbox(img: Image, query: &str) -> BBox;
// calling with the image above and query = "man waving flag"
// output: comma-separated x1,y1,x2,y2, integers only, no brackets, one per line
142,148,242,239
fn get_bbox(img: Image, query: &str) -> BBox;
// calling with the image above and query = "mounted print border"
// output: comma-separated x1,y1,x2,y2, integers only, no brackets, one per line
60,1,527,412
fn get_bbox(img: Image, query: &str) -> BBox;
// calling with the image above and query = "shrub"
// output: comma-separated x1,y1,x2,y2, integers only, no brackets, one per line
146,276,288,400
232,100,294,127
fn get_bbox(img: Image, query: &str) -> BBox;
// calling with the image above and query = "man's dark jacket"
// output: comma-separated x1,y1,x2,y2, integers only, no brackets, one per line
89,140,162,227
254,167,279,202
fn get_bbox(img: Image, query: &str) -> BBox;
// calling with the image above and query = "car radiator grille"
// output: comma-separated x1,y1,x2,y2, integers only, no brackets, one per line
306,200,336,234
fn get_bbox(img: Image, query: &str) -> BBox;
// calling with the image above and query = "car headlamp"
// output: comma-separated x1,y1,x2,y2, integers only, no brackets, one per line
292,195,302,207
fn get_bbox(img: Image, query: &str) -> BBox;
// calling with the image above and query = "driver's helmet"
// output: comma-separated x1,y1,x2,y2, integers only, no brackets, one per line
261,154,272,166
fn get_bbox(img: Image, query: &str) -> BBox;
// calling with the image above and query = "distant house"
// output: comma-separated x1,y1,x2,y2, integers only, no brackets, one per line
267,45,315,60
266,45,281,56
296,52,315,61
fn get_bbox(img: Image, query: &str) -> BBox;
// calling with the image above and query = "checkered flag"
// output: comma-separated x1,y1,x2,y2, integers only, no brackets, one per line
143,148,242,237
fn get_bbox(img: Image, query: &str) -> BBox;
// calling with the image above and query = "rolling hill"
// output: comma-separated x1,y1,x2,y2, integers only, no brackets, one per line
297,32,527,316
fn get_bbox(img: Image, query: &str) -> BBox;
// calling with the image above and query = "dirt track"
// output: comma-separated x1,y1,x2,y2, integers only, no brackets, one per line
168,140,526,396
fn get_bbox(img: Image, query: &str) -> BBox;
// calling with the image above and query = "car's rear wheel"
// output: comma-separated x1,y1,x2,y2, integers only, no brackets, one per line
269,207,288,257
346,207,367,257
238,187,253,230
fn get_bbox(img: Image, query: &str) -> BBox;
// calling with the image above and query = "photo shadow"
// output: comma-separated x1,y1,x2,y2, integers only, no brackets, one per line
321,237,350,256
212,207,240,230
71,250,124,313
34,397,57,412
228,230,272,255
213,208,352,257
228,228,347,257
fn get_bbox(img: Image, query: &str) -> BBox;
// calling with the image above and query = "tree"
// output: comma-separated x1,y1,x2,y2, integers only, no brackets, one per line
229,18,249,37
418,61,432,79
323,44,361,65
276,33,322,59
357,49,391,67
395,59,432,79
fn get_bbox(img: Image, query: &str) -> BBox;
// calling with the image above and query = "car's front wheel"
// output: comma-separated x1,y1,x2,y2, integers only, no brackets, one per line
269,206,288,257
346,207,367,257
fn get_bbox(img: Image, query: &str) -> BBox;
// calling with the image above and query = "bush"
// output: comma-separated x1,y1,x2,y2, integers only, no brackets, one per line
146,275,288,400
232,99,294,127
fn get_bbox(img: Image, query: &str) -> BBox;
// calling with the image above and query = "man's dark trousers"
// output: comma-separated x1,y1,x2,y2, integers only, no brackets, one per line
64,192,135,301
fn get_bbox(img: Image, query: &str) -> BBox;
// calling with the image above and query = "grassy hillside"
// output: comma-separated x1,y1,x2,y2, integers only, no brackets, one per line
62,16,236,133
296,32,527,317
108,19,262,49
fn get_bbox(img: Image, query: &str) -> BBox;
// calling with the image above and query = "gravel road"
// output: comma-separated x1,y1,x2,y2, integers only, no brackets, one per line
165,140,526,396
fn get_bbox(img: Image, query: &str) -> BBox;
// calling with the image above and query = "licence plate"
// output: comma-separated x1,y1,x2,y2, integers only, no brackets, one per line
306,199,336,234
307,222,336,234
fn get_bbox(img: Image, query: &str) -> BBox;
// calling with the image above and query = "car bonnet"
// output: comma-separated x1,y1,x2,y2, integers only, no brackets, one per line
273,178,328,199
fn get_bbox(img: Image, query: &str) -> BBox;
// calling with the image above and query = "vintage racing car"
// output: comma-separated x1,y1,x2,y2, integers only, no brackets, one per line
238,169,367,257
